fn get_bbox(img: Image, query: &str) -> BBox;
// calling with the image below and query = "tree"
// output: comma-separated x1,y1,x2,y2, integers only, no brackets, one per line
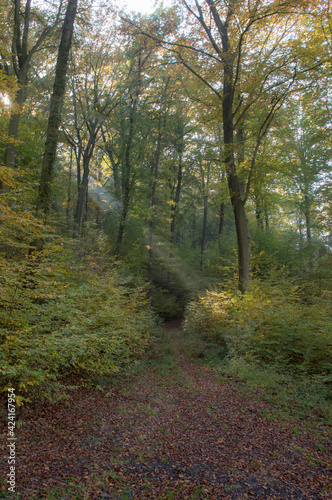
147,75,171,284
126,1,326,291
37,0,78,214
3,0,63,175
273,92,332,243
63,43,118,234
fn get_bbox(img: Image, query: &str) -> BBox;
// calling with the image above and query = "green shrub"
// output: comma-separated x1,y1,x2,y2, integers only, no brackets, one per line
0,240,155,403
184,278,332,375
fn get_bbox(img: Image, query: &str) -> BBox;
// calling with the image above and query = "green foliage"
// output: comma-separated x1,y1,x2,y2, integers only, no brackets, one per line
0,238,154,403
184,277,332,376
150,286,186,320
250,225,332,285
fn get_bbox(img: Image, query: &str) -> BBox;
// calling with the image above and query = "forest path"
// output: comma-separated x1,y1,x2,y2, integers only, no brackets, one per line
2,323,331,499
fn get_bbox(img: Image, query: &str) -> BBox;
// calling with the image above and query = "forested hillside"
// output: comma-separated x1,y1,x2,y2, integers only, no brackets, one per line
1,0,331,454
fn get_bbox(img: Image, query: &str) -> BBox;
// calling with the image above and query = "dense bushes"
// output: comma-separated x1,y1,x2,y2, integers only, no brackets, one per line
184,277,332,376
0,239,154,403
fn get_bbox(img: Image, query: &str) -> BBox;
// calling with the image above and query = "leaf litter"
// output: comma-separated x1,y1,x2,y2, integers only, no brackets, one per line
0,322,331,499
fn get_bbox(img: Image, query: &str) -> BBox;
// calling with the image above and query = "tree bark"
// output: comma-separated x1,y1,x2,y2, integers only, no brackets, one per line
191,212,197,249
74,161,89,235
65,146,73,232
304,191,312,242
73,133,96,235
103,141,121,200
200,186,208,273
170,134,184,245
264,208,269,231
4,84,28,172
37,0,77,214
3,0,30,174
254,189,264,230
148,112,163,285
218,201,225,254
201,0,251,292
3,0,62,184
114,97,136,254
223,65,251,292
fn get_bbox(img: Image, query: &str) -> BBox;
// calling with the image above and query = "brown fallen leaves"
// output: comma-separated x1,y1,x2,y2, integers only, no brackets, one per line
0,326,331,499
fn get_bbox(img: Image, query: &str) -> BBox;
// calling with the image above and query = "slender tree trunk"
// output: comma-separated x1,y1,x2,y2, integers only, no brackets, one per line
191,212,197,249
148,113,163,285
74,136,95,235
114,102,135,254
66,147,73,232
218,201,225,253
37,0,78,214
218,202,225,237
170,143,183,245
3,0,31,176
200,187,208,273
218,170,226,252
4,83,28,172
114,52,143,255
167,140,183,288
304,192,312,242
254,192,264,230
115,193,130,255
74,165,89,235
3,0,62,184
105,145,121,200
84,183,88,228
264,208,269,230
298,217,303,244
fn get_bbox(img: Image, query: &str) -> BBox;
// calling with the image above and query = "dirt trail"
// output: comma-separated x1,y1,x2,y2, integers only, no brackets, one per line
1,324,331,499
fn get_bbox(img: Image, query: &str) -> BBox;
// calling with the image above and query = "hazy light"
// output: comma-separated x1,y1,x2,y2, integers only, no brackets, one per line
120,0,171,14
0,93,11,107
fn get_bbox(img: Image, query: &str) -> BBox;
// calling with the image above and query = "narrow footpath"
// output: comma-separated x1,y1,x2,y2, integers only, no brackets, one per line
1,323,331,499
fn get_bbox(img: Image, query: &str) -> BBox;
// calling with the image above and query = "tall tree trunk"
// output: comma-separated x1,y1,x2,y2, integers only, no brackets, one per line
73,134,95,235
264,208,269,230
200,187,208,273
167,129,184,286
304,192,312,242
105,144,121,200
4,83,28,172
223,77,250,292
114,97,136,254
170,139,184,245
298,217,303,244
3,0,31,176
218,170,226,251
216,10,249,291
201,0,251,292
115,191,130,255
254,191,264,230
66,147,73,232
37,0,77,214
148,113,163,285
191,212,197,249
218,201,225,253
74,162,89,235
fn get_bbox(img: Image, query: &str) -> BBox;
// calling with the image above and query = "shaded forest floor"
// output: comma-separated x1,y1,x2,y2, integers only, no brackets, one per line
1,322,331,499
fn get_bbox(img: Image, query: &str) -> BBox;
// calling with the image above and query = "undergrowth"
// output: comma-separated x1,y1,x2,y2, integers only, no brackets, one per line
183,277,332,435
0,235,155,404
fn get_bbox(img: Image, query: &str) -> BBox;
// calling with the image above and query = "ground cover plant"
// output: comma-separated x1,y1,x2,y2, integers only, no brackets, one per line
0,236,154,404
